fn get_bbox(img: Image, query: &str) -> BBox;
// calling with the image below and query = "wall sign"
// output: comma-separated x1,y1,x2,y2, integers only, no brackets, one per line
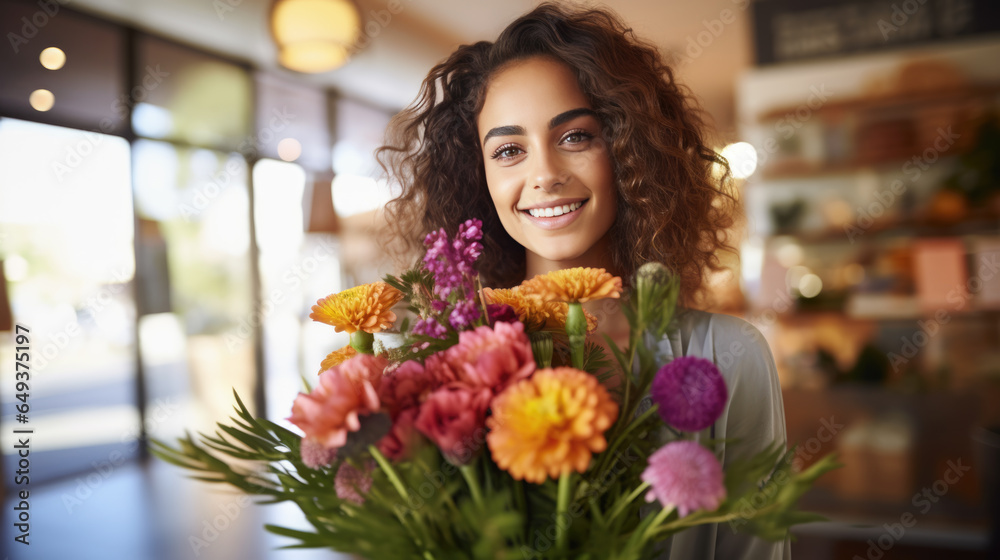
752,0,1000,65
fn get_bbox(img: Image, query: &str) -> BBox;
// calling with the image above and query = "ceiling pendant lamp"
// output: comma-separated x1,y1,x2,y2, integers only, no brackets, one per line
270,0,362,73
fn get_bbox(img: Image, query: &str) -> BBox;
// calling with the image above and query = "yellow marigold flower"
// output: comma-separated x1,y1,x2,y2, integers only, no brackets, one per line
545,303,598,334
522,267,622,303
309,282,403,334
487,368,618,483
318,345,357,374
483,287,598,333
482,286,548,331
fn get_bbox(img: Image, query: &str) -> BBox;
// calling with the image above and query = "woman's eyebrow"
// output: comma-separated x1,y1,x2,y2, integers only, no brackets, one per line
548,107,597,129
482,125,525,144
481,108,597,145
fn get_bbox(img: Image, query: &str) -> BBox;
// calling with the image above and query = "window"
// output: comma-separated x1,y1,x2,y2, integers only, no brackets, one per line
0,118,140,481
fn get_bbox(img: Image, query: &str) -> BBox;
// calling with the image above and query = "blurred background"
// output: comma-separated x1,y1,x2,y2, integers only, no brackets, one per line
0,0,998,558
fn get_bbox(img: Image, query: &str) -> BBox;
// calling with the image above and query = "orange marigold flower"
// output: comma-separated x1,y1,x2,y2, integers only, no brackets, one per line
309,282,403,334
544,303,598,334
487,367,618,483
522,267,622,303
318,345,357,374
482,286,548,331
483,286,598,333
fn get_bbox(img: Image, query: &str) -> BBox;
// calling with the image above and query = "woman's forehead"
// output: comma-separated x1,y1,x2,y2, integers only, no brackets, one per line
477,57,592,134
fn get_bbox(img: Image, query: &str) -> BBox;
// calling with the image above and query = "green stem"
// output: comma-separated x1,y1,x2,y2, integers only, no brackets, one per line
369,446,434,551
641,505,676,543
556,471,573,553
475,275,489,327
460,463,485,510
514,479,526,511
566,303,587,370
369,445,408,500
569,335,585,369
651,510,746,537
482,454,494,493
604,330,643,446
606,481,651,524
594,404,659,481
530,331,554,369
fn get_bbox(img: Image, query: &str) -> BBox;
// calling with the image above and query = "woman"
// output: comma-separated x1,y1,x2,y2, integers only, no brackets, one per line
378,3,789,559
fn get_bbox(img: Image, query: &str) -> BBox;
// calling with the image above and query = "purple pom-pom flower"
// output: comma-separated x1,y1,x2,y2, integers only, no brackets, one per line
650,356,727,432
335,459,374,505
300,438,337,469
641,440,726,517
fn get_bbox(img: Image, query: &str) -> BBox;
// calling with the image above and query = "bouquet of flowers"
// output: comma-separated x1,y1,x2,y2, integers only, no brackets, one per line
154,218,837,559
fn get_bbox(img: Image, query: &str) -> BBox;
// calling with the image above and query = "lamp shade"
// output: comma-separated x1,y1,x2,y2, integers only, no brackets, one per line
271,0,361,73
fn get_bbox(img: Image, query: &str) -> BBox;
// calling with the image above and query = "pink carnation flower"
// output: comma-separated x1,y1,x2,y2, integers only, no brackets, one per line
379,360,442,419
335,459,375,505
414,387,492,465
377,407,422,461
651,356,727,432
431,321,535,395
642,440,727,517
289,354,387,462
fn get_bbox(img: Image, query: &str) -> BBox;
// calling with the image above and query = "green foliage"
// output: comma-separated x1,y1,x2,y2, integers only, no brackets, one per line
584,341,613,381
152,391,527,559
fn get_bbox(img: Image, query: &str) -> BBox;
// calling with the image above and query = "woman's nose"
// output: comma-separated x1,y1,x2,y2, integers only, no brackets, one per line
530,146,569,192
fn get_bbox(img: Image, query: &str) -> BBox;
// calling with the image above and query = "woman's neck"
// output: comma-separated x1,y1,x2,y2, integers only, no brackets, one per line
523,234,615,280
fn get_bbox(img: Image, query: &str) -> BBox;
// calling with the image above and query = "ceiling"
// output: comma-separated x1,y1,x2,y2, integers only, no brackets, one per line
70,0,755,136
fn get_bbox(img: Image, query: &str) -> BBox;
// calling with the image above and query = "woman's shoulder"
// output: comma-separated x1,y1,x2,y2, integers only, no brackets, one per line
673,308,770,355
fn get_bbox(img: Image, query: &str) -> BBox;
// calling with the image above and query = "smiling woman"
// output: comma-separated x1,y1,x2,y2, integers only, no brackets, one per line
378,2,737,308
376,4,789,558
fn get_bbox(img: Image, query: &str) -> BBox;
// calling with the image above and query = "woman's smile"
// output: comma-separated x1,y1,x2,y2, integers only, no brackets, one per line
519,198,588,229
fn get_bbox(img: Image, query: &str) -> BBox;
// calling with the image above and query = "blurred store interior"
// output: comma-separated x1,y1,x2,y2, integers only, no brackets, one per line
1,0,999,558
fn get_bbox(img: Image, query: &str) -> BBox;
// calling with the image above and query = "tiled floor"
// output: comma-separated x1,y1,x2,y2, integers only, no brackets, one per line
2,457,353,560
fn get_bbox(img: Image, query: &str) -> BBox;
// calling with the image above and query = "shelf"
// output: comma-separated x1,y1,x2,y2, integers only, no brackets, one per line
770,306,1000,323
761,216,1000,245
790,517,989,551
757,156,949,181
757,84,1000,123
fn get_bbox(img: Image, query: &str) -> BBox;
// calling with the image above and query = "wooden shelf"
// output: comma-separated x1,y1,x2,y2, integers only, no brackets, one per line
791,516,989,551
757,85,1000,123
757,155,962,181
761,215,1000,245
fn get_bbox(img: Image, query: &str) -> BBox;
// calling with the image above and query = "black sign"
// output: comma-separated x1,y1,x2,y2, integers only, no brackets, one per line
752,0,1000,65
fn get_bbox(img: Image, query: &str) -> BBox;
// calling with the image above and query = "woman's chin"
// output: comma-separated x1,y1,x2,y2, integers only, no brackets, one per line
526,245,596,268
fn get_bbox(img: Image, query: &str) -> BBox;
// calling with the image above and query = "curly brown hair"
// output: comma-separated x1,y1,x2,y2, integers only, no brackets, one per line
377,2,738,306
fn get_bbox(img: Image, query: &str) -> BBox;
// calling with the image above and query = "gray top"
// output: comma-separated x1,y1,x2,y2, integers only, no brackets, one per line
646,308,792,560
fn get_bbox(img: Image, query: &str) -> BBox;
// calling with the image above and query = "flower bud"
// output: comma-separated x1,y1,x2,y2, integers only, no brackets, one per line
530,331,554,369
350,330,375,354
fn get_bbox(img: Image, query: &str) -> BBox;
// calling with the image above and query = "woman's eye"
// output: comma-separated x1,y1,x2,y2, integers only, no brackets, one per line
491,144,523,160
561,130,594,145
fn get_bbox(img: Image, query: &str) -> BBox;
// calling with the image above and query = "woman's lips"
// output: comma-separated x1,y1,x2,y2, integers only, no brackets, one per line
520,199,588,230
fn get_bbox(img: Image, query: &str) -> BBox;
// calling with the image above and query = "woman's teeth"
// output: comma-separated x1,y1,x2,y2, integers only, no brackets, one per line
527,201,583,218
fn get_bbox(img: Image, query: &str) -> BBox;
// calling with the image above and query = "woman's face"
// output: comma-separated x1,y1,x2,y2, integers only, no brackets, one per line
477,56,616,271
